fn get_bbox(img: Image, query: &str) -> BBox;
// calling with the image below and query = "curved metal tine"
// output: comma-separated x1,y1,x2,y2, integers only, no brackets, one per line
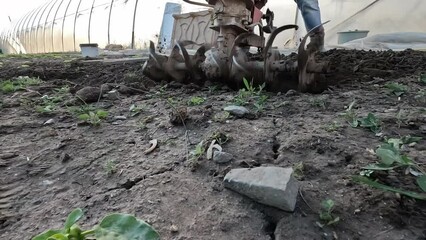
176,41,193,75
182,0,214,8
263,24,298,60
298,20,331,53
229,32,257,60
148,41,161,68
232,55,250,75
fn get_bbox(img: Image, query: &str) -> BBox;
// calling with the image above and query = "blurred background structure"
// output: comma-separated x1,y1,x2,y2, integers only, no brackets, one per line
0,0,425,54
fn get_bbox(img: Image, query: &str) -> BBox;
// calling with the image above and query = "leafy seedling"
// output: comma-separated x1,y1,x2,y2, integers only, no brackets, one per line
189,141,206,170
342,100,358,127
188,96,205,106
359,113,381,133
234,77,268,112
317,199,340,227
129,104,144,117
419,74,426,84
104,160,117,175
33,208,159,240
78,110,108,126
0,76,42,93
385,82,408,97
355,138,426,200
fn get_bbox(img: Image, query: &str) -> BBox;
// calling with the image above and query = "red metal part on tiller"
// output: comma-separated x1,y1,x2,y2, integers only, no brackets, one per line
252,7,263,23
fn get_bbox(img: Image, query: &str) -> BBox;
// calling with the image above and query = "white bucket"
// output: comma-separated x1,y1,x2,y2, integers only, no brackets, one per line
79,43,99,58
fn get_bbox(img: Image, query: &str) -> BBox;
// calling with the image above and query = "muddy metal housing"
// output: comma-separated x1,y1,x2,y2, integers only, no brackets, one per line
143,0,330,93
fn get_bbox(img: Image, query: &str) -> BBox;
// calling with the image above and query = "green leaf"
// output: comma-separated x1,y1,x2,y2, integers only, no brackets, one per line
420,74,426,84
243,77,250,91
96,110,108,119
352,176,426,200
321,199,335,211
78,114,90,121
375,147,401,166
402,136,422,145
362,164,399,171
417,176,426,192
64,208,84,232
95,213,160,240
32,230,62,240
47,234,68,240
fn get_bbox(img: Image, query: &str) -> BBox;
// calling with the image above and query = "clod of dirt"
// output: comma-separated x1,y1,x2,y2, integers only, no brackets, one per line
60,153,72,163
169,107,188,125
75,86,103,103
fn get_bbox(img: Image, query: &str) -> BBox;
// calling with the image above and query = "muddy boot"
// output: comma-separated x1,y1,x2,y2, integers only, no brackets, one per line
307,28,325,53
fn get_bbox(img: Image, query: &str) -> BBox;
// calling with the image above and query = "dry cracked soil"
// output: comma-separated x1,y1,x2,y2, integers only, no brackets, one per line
0,50,426,240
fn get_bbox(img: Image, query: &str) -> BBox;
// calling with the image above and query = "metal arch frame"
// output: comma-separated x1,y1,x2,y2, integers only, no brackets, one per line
43,0,60,53
51,0,65,53
30,4,48,53
107,0,114,45
26,5,45,53
36,0,56,53
88,0,96,43
62,0,72,52
131,0,139,49
73,0,83,52
18,8,36,53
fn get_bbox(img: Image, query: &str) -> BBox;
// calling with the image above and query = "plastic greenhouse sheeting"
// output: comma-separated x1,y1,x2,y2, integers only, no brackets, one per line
0,0,425,54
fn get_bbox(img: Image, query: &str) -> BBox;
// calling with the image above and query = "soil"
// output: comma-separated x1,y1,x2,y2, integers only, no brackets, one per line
0,50,426,240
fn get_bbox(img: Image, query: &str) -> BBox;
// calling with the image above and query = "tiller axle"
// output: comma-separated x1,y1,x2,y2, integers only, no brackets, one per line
143,0,330,93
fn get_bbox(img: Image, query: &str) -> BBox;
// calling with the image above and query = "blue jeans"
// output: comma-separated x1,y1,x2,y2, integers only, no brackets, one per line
295,0,322,32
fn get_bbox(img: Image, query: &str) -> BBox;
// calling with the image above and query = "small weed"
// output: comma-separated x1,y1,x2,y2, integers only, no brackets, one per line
234,78,268,112
54,86,70,95
32,208,159,240
104,160,117,175
341,101,358,127
384,82,408,97
419,74,426,84
213,111,230,123
35,95,63,114
0,76,42,93
293,162,304,180
324,121,342,132
68,105,97,116
317,199,340,227
129,104,144,117
188,96,205,106
358,113,381,133
210,131,230,145
78,110,108,126
189,141,206,170
208,85,219,94
354,137,426,200
309,96,329,109
415,89,426,104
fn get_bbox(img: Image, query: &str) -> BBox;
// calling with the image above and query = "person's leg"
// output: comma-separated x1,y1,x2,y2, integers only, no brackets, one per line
295,0,324,51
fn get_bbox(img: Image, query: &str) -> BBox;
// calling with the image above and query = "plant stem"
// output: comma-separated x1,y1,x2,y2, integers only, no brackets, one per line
82,229,96,236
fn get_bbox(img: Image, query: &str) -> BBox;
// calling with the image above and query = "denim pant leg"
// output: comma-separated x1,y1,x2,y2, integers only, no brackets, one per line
295,0,322,32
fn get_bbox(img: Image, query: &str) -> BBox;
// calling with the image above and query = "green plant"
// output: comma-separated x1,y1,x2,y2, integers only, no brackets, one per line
189,141,206,169
309,96,328,109
33,208,159,240
234,78,268,112
384,82,408,97
341,101,358,127
188,96,205,106
0,76,42,93
317,199,340,227
324,121,342,132
358,113,381,133
419,74,426,84
354,137,426,200
104,160,117,175
129,104,144,117
415,89,426,104
78,110,108,126
35,95,64,114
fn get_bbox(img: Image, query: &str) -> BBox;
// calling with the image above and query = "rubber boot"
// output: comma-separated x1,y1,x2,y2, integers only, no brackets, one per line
307,27,325,53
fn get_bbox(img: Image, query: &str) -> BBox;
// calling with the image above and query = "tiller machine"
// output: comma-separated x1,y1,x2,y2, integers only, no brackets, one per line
143,0,330,93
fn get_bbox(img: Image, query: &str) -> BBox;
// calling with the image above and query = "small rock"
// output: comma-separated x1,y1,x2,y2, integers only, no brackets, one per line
213,151,234,164
41,180,54,186
75,87,101,103
224,167,299,212
100,83,113,93
170,225,179,233
169,107,188,125
44,119,55,125
223,105,249,117
114,116,127,120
